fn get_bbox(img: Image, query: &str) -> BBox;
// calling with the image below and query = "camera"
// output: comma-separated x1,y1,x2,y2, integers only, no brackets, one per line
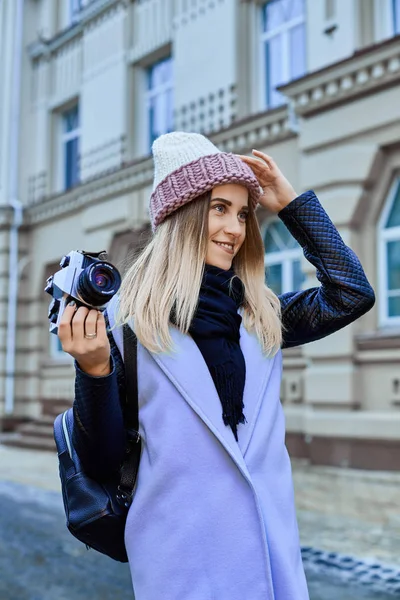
45,250,122,335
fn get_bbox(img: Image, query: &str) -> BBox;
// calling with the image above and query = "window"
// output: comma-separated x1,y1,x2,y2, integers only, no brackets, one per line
62,105,80,190
393,0,400,34
147,57,174,149
378,177,400,326
68,0,91,24
264,220,305,295
260,0,306,109
325,0,336,20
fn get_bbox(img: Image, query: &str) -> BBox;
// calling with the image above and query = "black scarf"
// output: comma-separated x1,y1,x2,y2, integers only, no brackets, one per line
188,264,246,441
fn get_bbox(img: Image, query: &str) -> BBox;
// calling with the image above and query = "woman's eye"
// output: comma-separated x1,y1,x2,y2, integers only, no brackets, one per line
239,212,248,222
213,204,225,214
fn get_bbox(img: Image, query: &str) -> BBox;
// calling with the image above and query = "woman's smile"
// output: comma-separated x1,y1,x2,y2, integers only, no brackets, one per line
213,241,235,255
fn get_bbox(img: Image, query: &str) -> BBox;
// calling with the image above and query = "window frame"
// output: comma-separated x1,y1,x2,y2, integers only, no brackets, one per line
374,0,399,41
393,0,400,34
60,104,81,192
258,0,306,110
377,176,400,327
146,57,174,151
68,0,82,25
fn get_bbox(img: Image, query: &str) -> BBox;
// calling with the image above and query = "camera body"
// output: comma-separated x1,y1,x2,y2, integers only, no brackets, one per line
45,250,121,335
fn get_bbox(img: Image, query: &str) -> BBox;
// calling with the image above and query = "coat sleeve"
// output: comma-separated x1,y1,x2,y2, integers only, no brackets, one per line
72,310,126,481
276,191,375,349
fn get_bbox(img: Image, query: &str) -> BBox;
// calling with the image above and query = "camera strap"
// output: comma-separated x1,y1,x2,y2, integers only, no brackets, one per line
116,324,142,508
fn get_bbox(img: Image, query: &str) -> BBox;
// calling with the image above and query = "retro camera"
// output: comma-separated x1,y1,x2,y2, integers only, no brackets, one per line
45,250,122,335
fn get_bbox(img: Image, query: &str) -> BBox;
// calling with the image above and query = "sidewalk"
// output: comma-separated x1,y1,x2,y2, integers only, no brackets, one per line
0,444,60,492
1,444,399,567
292,460,400,567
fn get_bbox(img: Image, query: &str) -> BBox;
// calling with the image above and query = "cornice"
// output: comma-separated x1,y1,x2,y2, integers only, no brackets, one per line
26,105,296,226
355,329,400,351
212,105,296,152
28,0,123,60
26,158,154,226
279,35,400,117
0,205,15,229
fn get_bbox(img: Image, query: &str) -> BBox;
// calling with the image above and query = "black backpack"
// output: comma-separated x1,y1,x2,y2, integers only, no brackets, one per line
53,324,141,562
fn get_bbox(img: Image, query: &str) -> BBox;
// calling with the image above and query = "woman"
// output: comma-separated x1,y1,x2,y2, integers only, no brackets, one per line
58,132,375,600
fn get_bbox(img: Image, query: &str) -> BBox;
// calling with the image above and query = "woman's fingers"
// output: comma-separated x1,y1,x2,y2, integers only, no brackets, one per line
97,311,107,337
238,154,263,167
84,309,99,337
251,149,274,166
58,301,77,346
238,152,275,174
71,306,90,341
238,156,265,175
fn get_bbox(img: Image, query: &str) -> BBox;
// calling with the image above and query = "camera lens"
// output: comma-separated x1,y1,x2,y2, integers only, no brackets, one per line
77,261,121,306
94,270,110,288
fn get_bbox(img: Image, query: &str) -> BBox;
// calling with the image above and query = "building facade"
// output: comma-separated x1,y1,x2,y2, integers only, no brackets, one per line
1,0,400,469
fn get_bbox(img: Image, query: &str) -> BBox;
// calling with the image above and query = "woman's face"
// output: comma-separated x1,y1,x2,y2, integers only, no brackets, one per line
206,183,249,270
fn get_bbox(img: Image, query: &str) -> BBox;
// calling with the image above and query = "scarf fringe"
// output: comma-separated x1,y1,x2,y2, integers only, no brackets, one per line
211,363,247,442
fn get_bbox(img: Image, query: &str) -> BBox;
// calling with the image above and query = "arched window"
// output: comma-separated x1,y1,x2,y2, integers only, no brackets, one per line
378,177,400,326
263,219,305,295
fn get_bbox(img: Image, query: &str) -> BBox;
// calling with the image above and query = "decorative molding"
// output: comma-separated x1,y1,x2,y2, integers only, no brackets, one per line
173,0,225,29
27,172,47,205
25,104,295,225
80,135,127,179
26,156,154,225
174,84,238,134
28,0,125,60
0,205,16,228
355,328,400,351
128,0,174,64
212,105,295,153
279,35,400,116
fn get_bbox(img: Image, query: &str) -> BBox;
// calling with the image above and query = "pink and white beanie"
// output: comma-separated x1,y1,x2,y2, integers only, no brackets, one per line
149,132,261,231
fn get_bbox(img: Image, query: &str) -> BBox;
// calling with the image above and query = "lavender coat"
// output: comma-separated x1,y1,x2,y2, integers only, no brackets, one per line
74,192,375,600
108,299,304,599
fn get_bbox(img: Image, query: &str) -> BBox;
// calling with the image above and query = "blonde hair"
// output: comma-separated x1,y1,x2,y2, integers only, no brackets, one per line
114,192,282,355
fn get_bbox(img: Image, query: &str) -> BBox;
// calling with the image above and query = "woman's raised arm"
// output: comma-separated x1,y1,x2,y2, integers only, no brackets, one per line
277,191,375,348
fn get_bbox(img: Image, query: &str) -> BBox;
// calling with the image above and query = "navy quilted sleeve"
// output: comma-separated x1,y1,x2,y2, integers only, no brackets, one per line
72,310,126,480
277,191,375,349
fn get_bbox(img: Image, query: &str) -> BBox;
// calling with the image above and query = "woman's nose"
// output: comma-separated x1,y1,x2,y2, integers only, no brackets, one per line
223,218,242,237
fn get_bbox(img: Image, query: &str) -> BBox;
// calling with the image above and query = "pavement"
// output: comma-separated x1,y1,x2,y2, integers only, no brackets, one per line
1,444,399,569
292,461,400,567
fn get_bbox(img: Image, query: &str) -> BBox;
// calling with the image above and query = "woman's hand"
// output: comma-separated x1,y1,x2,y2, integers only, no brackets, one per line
58,301,111,377
238,150,297,213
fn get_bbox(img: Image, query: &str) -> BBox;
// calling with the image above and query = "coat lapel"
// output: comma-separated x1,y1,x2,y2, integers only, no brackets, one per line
237,325,279,455
150,325,251,477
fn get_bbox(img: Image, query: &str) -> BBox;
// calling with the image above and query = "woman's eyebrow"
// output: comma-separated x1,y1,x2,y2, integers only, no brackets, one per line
210,197,249,211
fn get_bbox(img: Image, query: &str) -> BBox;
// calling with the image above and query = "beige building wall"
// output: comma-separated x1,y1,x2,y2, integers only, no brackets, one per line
1,0,400,469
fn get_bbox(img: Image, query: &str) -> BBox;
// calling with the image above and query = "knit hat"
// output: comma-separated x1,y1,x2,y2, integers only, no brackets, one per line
149,132,261,230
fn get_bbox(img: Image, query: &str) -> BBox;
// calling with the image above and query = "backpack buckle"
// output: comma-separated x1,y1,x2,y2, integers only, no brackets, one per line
116,486,133,508
126,428,141,446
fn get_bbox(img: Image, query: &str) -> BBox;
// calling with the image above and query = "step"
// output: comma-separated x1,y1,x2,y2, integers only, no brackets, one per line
41,399,72,418
18,422,54,439
2,435,56,452
39,415,58,426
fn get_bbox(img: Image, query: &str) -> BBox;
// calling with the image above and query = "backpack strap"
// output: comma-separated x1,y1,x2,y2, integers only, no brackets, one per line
115,324,142,508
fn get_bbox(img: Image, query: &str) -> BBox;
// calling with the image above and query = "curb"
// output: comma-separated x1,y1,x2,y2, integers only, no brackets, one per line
301,546,400,596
